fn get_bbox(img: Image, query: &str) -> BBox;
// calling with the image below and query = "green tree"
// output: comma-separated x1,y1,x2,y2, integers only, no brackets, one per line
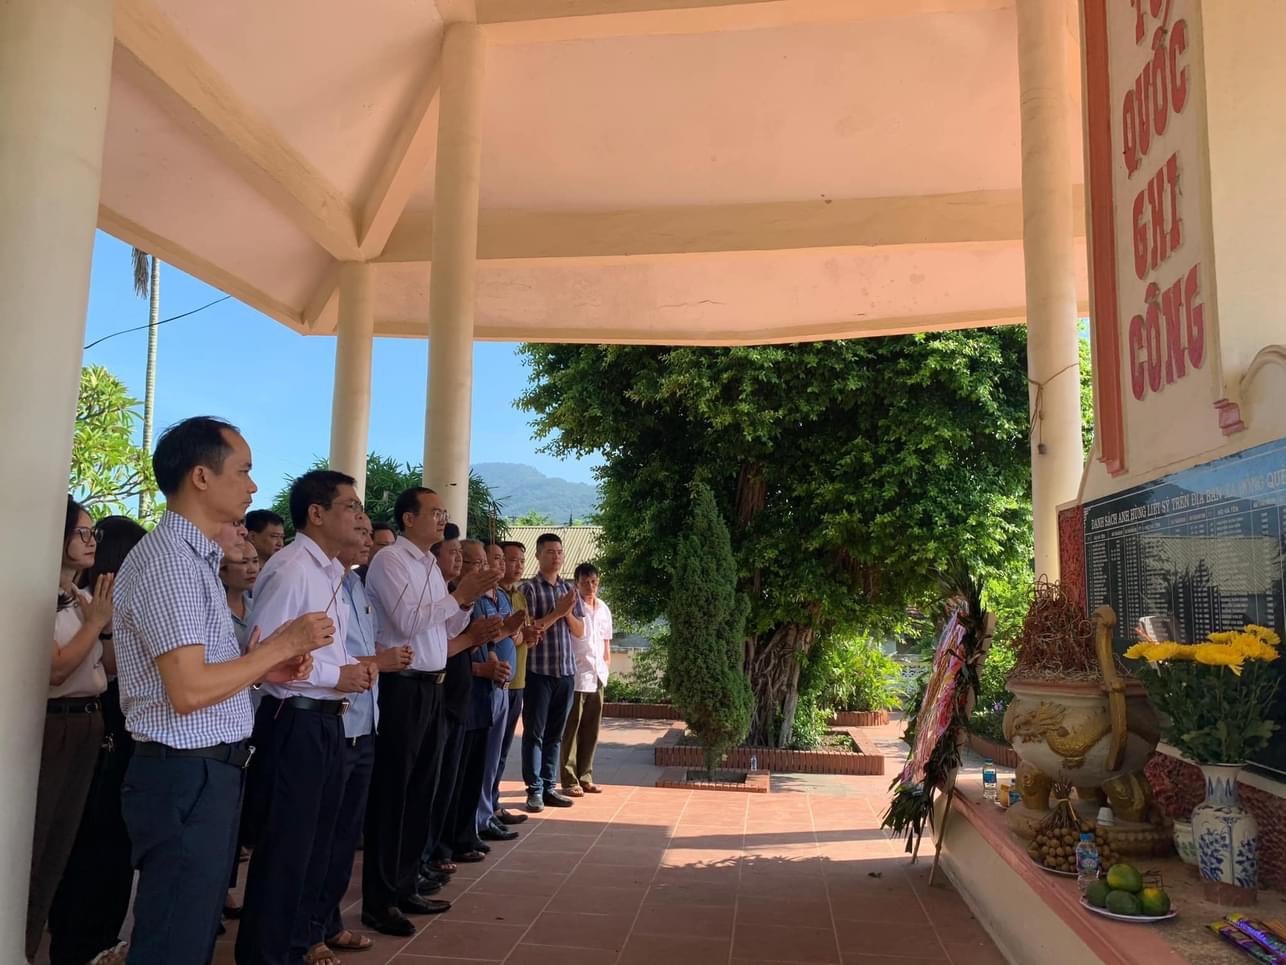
70,365,157,518
269,453,507,539
510,510,556,526
131,247,161,518
668,484,752,773
520,331,1070,746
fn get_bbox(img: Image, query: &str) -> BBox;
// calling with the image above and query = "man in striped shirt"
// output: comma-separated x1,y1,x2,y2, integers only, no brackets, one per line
520,533,585,812
114,417,332,965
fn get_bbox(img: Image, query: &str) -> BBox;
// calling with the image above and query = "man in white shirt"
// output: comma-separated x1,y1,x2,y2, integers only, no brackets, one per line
235,470,377,965
560,563,613,796
360,487,500,937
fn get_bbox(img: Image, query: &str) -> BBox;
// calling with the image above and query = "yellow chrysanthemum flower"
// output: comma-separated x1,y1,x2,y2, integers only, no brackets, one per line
1207,631,1238,645
1149,642,1191,662
1123,642,1155,661
1228,634,1281,663
1192,643,1245,674
1245,624,1282,648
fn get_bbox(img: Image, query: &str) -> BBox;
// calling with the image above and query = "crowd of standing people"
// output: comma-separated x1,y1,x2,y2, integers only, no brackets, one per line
30,416,613,965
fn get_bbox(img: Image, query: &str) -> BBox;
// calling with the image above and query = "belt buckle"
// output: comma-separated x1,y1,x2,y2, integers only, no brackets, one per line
242,744,256,770
340,699,351,715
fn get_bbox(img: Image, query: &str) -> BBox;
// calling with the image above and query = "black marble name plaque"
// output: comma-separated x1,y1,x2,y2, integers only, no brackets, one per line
1083,437,1286,773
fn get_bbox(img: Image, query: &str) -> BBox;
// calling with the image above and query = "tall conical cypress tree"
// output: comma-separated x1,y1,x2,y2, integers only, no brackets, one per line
668,483,752,775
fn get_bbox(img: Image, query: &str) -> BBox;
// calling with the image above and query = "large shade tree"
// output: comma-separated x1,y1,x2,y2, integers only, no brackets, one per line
268,453,507,539
520,331,1055,746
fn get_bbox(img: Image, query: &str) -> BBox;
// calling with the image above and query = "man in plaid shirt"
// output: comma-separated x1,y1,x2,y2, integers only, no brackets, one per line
519,533,585,812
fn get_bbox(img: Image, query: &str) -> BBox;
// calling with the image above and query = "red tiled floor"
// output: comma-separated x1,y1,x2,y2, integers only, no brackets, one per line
522,910,636,951
618,931,732,965
74,718,1006,965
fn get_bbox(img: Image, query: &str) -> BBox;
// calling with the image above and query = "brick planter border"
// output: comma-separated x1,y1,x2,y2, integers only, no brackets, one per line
602,702,679,720
828,710,890,727
656,766,771,793
966,732,1020,770
653,722,885,776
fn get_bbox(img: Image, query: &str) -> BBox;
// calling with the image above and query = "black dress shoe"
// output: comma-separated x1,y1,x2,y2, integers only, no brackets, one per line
399,894,452,915
419,867,450,885
415,875,443,896
361,907,416,936
543,789,575,807
480,820,518,842
471,839,492,854
497,808,529,825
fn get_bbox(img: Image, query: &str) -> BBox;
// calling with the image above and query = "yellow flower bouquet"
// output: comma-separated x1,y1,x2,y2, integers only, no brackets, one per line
1123,625,1282,764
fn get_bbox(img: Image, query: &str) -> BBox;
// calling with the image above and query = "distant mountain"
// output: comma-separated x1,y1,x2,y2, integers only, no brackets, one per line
472,462,600,523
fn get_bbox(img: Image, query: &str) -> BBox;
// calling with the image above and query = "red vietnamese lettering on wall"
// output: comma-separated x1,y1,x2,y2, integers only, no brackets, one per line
1121,2,1202,401
1122,3,1190,176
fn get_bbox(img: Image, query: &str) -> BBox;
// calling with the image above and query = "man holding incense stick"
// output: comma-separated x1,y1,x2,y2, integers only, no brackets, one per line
235,470,376,965
361,487,500,937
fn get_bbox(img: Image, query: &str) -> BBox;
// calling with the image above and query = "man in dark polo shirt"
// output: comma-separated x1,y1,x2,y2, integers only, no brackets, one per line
520,533,585,812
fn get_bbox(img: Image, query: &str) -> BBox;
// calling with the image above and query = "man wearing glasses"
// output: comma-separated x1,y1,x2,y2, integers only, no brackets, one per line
234,470,376,965
360,488,499,936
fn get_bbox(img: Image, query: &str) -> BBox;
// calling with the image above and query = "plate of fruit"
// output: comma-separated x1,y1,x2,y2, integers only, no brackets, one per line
1080,864,1175,923
1027,824,1119,877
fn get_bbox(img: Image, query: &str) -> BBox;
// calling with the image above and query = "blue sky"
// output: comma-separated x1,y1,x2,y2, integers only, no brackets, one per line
82,233,602,509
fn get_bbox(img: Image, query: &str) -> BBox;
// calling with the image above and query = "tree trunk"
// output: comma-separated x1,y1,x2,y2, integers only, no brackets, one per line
139,257,159,517
746,622,816,747
777,656,803,748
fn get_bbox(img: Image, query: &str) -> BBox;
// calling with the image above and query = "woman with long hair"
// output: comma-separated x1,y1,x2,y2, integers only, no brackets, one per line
46,515,146,965
26,497,113,962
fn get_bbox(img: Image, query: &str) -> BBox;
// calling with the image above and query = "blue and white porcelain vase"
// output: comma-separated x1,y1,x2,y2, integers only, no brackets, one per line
1192,764,1258,890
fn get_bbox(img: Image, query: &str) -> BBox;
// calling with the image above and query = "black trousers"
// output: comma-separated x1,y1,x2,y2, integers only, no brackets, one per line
424,718,466,865
235,699,347,965
450,727,489,853
320,733,375,941
47,682,134,965
122,754,243,965
362,674,446,913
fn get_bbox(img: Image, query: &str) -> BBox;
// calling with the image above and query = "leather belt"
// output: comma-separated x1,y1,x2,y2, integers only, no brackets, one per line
265,695,349,716
47,696,102,714
134,739,254,769
394,669,447,684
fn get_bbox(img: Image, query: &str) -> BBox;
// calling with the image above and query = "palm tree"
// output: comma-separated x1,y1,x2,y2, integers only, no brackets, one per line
132,247,160,517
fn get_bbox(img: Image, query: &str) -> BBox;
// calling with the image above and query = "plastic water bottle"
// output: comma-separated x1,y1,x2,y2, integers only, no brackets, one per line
1075,833,1101,893
749,755,758,771
982,759,998,802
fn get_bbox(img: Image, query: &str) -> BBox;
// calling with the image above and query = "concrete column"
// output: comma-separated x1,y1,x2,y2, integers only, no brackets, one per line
1016,0,1084,580
423,24,485,534
329,262,375,499
0,0,114,957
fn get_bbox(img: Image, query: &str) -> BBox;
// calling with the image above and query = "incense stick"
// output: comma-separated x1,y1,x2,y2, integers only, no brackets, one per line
405,565,434,640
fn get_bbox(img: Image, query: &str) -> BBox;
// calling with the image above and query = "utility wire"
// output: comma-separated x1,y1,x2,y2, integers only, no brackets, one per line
83,295,233,351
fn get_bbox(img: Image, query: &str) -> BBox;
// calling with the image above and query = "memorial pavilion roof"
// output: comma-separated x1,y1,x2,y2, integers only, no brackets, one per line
100,0,1089,345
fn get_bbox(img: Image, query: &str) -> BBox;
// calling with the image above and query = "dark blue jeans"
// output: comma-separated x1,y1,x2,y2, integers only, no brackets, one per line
122,754,243,965
521,673,574,794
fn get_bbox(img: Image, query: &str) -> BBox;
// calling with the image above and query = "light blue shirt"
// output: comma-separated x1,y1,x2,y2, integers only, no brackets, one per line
230,591,255,652
340,571,379,739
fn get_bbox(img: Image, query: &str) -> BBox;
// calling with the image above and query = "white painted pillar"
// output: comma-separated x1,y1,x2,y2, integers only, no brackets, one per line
423,23,485,534
329,262,375,499
1016,0,1084,580
0,0,114,957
